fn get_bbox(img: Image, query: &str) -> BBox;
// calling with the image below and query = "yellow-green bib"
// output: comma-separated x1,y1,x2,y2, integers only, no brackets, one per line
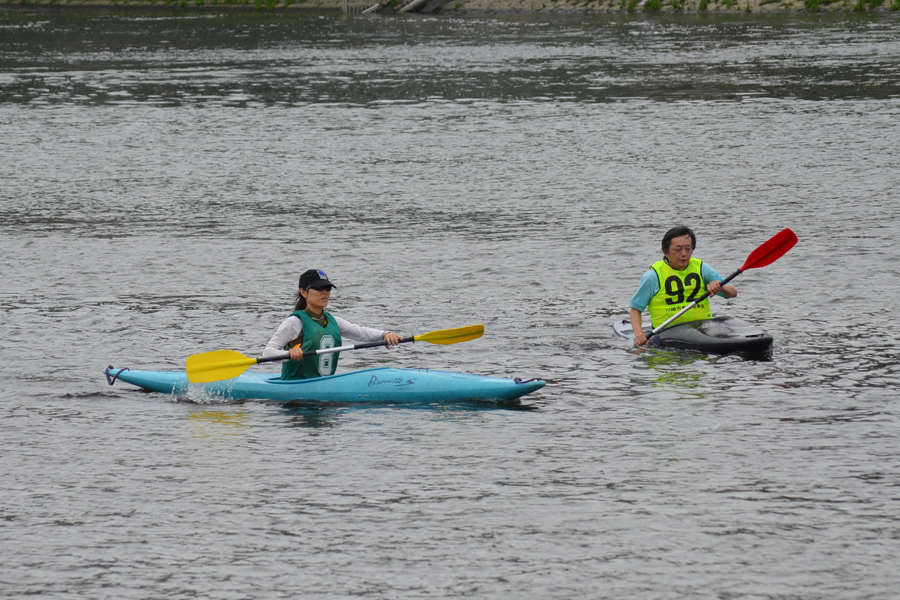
648,257,713,328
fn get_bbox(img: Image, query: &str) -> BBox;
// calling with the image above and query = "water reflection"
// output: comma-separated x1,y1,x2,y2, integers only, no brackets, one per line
279,397,537,428
631,348,710,395
1,13,899,106
186,408,249,437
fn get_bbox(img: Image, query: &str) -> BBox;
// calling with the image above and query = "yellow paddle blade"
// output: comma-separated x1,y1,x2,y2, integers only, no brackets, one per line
413,324,484,345
186,349,257,383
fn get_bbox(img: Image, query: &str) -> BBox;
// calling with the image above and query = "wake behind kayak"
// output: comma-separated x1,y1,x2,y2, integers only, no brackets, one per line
104,366,545,404
614,316,774,356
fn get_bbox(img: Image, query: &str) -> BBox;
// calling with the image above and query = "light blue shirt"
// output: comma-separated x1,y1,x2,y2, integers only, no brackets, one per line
630,261,725,312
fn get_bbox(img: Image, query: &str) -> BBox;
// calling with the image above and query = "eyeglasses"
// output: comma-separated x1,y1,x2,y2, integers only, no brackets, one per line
671,245,694,254
313,286,334,292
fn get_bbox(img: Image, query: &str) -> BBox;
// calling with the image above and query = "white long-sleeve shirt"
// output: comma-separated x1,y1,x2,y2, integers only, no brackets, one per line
262,314,387,358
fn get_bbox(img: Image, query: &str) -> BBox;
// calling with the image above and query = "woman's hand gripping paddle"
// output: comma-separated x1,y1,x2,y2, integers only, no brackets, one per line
185,324,485,384
649,228,798,338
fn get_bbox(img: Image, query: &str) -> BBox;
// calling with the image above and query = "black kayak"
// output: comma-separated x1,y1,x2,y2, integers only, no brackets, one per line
614,316,774,356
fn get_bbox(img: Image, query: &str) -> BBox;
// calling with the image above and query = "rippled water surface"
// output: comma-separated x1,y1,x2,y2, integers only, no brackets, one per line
2,10,899,599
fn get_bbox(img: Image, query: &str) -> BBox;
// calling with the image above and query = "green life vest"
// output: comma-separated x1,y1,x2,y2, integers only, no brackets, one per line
647,257,714,328
281,310,343,380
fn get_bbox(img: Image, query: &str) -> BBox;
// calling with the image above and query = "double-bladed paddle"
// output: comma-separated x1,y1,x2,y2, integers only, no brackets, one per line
649,228,798,338
185,324,484,384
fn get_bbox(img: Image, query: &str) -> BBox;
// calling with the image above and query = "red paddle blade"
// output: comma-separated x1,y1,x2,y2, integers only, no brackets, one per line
740,228,798,271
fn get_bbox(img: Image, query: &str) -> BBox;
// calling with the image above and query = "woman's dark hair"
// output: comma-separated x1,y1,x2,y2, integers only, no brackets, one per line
293,288,307,312
662,226,696,253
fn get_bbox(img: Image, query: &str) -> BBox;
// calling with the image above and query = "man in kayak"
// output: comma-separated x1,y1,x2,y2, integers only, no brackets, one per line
263,270,402,379
630,226,737,346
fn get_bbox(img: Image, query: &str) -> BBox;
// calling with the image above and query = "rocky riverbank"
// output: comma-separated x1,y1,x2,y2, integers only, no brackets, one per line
5,0,899,14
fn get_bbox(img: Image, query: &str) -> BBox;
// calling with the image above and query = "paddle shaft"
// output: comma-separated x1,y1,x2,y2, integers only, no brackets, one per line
650,268,741,337
256,335,416,365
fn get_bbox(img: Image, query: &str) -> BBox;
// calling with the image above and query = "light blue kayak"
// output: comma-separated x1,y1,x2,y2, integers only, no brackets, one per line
104,366,545,403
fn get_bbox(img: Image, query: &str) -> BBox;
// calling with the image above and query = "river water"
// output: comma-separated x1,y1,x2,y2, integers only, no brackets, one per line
2,9,899,599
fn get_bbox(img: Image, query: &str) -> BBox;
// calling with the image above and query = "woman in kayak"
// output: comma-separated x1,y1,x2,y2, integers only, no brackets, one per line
630,226,737,346
263,269,402,380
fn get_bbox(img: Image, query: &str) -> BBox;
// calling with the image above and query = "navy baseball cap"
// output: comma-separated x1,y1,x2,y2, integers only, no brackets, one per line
299,269,336,290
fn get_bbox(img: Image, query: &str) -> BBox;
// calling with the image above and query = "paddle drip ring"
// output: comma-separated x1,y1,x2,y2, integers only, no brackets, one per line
105,365,130,386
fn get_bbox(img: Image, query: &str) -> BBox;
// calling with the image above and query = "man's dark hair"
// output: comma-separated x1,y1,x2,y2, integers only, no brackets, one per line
662,226,696,253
